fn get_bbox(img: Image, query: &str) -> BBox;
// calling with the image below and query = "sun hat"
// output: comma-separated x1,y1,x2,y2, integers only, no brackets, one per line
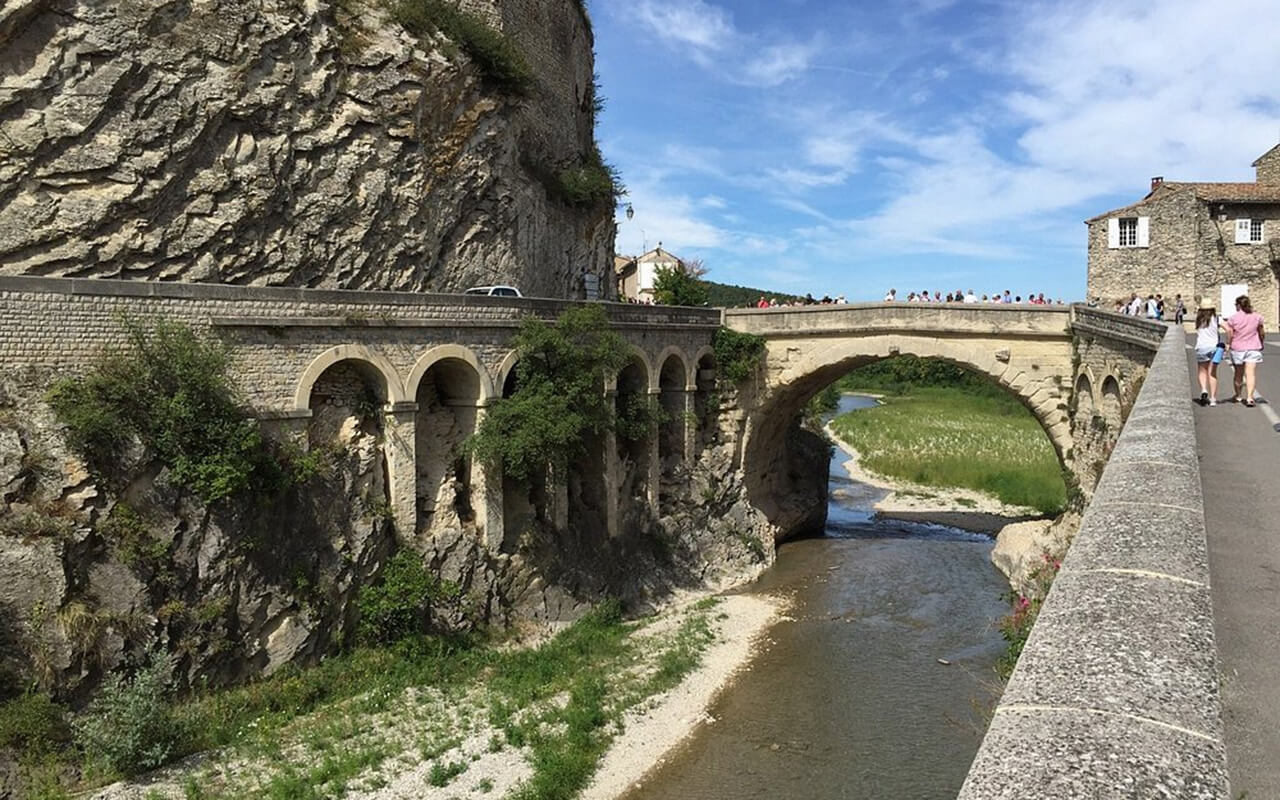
1198,297,1215,310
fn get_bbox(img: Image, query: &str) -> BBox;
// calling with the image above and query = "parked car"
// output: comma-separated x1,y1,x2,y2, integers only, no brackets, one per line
464,285,523,298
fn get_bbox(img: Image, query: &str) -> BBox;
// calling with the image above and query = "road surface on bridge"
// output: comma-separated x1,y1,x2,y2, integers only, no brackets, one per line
1190,336,1280,798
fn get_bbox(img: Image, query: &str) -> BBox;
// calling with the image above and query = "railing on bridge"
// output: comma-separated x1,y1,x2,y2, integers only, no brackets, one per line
723,302,1073,338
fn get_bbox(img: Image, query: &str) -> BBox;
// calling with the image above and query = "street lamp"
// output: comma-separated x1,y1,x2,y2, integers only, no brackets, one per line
625,204,634,220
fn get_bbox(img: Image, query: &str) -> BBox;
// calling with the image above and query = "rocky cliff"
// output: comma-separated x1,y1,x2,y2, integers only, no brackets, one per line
0,0,614,298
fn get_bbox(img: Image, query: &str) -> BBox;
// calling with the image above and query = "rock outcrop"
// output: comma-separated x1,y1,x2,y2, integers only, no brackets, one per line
0,0,613,298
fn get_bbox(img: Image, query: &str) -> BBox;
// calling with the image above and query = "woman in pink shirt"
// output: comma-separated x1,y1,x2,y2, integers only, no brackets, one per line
1226,295,1266,407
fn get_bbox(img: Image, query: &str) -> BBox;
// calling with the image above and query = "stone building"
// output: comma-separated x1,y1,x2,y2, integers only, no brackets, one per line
614,245,682,302
1086,143,1280,326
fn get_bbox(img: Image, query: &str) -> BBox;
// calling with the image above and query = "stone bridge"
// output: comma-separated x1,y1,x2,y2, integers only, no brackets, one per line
723,302,1165,537
0,277,721,552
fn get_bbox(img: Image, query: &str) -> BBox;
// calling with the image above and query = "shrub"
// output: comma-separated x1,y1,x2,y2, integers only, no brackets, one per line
712,327,765,384
357,551,458,646
0,691,70,753
392,0,532,94
467,306,631,481
74,659,179,776
996,551,1062,680
615,393,666,442
47,317,293,505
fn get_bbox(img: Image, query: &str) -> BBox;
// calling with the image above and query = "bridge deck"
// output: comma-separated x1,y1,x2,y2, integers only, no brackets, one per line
1191,337,1280,797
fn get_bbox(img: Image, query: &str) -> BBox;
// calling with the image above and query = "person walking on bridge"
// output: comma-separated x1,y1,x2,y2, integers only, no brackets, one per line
1225,295,1265,407
1194,298,1224,406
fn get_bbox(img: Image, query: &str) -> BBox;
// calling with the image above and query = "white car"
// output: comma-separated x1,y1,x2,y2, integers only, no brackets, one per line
464,285,523,298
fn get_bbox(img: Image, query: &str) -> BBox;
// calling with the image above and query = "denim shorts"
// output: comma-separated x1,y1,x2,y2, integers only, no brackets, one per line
1230,349,1263,365
1195,347,1217,364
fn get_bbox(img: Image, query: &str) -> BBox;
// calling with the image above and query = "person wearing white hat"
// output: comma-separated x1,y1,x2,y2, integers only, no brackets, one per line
1193,297,1224,406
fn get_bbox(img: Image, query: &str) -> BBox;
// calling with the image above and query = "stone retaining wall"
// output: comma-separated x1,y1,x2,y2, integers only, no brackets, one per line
959,324,1228,798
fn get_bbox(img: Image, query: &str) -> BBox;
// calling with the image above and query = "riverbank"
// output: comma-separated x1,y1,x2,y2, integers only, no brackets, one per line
67,593,782,800
825,420,1043,533
826,386,1066,522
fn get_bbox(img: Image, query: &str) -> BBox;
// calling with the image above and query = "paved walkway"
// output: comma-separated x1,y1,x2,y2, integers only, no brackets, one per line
1188,337,1280,798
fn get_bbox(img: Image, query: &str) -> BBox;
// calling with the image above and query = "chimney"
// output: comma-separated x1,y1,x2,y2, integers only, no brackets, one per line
1150,176,1164,191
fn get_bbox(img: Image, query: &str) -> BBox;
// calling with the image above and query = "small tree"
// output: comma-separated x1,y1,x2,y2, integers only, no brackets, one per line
467,306,631,481
653,259,709,307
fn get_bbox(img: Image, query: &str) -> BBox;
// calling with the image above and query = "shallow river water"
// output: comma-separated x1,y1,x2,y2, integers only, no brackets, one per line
622,395,1010,800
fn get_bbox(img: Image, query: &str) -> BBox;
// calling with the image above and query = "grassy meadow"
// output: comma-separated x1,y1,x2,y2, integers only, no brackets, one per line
828,375,1066,514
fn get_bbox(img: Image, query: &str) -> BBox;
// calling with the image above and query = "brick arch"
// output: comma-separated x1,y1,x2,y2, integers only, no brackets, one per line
293,345,407,411
406,345,495,406
606,348,654,393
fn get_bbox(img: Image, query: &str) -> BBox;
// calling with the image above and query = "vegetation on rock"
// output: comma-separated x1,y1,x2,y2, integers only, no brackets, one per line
391,0,533,94
996,551,1061,679
356,551,461,646
47,317,313,505
712,327,766,384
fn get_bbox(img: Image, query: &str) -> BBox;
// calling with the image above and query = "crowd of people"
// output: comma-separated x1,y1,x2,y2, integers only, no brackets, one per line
882,288,1067,305
1113,292,1188,323
753,293,846,307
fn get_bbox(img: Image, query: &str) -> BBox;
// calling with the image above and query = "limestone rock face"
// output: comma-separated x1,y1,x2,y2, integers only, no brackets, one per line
991,512,1079,595
0,0,613,298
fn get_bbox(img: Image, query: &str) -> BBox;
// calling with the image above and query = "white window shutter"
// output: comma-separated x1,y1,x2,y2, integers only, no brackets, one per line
1235,218,1251,244
1137,216,1150,247
1107,218,1119,248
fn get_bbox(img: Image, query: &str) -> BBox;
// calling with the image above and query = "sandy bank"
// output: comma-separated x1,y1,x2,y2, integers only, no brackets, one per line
583,593,783,800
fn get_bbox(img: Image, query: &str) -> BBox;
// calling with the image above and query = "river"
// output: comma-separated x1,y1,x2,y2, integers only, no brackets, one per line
622,394,1010,800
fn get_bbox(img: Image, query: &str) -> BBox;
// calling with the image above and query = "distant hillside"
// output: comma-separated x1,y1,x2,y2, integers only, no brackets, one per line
704,280,803,308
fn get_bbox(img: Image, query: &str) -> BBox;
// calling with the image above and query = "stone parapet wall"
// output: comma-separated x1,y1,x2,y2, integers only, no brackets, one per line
0,276,719,414
960,324,1228,798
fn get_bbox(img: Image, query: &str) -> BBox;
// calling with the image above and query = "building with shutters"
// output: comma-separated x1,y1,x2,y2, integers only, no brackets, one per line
1086,142,1280,326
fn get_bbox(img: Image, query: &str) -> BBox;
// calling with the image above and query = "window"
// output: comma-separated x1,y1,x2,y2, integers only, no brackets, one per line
1118,217,1138,247
1107,216,1148,248
1235,218,1265,244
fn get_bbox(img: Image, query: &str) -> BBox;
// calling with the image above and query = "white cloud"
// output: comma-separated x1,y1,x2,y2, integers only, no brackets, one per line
621,0,818,87
628,0,734,52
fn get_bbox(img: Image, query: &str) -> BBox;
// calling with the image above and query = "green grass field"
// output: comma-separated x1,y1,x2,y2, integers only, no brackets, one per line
829,385,1066,514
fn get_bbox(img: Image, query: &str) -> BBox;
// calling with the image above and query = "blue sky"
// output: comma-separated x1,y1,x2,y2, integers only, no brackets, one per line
591,0,1280,301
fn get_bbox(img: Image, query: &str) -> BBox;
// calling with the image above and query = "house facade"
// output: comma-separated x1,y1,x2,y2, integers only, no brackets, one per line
614,245,682,303
1087,143,1280,327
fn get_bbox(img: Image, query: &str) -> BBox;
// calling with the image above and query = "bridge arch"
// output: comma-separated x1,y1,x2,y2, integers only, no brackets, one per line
741,334,1071,535
293,345,406,411
406,345,495,405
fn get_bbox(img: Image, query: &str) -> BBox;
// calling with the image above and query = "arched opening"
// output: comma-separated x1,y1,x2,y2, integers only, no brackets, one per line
1100,375,1123,429
1074,373,1095,420
305,358,390,520
496,357,548,549
658,352,688,482
743,349,1069,543
413,356,482,537
615,356,652,520
694,349,717,452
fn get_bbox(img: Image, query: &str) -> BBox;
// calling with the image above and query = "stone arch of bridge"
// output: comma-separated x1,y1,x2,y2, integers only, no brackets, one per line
741,336,1071,534
293,345,406,411
406,345,495,406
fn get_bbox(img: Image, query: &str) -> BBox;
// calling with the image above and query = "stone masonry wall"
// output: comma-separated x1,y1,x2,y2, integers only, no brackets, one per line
0,0,613,299
1088,188,1280,328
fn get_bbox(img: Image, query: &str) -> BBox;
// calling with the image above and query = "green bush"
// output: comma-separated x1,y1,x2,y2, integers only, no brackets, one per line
357,551,458,646
615,393,666,442
74,660,179,776
0,691,70,753
392,0,532,94
712,327,765,384
554,159,621,207
652,264,709,307
467,306,631,481
47,317,293,505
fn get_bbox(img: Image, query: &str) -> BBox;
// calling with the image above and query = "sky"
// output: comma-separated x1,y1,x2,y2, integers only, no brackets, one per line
591,0,1280,302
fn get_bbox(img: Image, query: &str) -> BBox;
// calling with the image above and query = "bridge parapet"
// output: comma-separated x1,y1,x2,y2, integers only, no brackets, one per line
960,324,1228,798
724,302,1072,338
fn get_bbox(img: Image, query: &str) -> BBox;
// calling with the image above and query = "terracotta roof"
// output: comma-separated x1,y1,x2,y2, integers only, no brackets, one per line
1086,180,1280,223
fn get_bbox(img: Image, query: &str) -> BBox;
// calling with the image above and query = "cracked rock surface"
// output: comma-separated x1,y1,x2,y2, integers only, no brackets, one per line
0,0,612,297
